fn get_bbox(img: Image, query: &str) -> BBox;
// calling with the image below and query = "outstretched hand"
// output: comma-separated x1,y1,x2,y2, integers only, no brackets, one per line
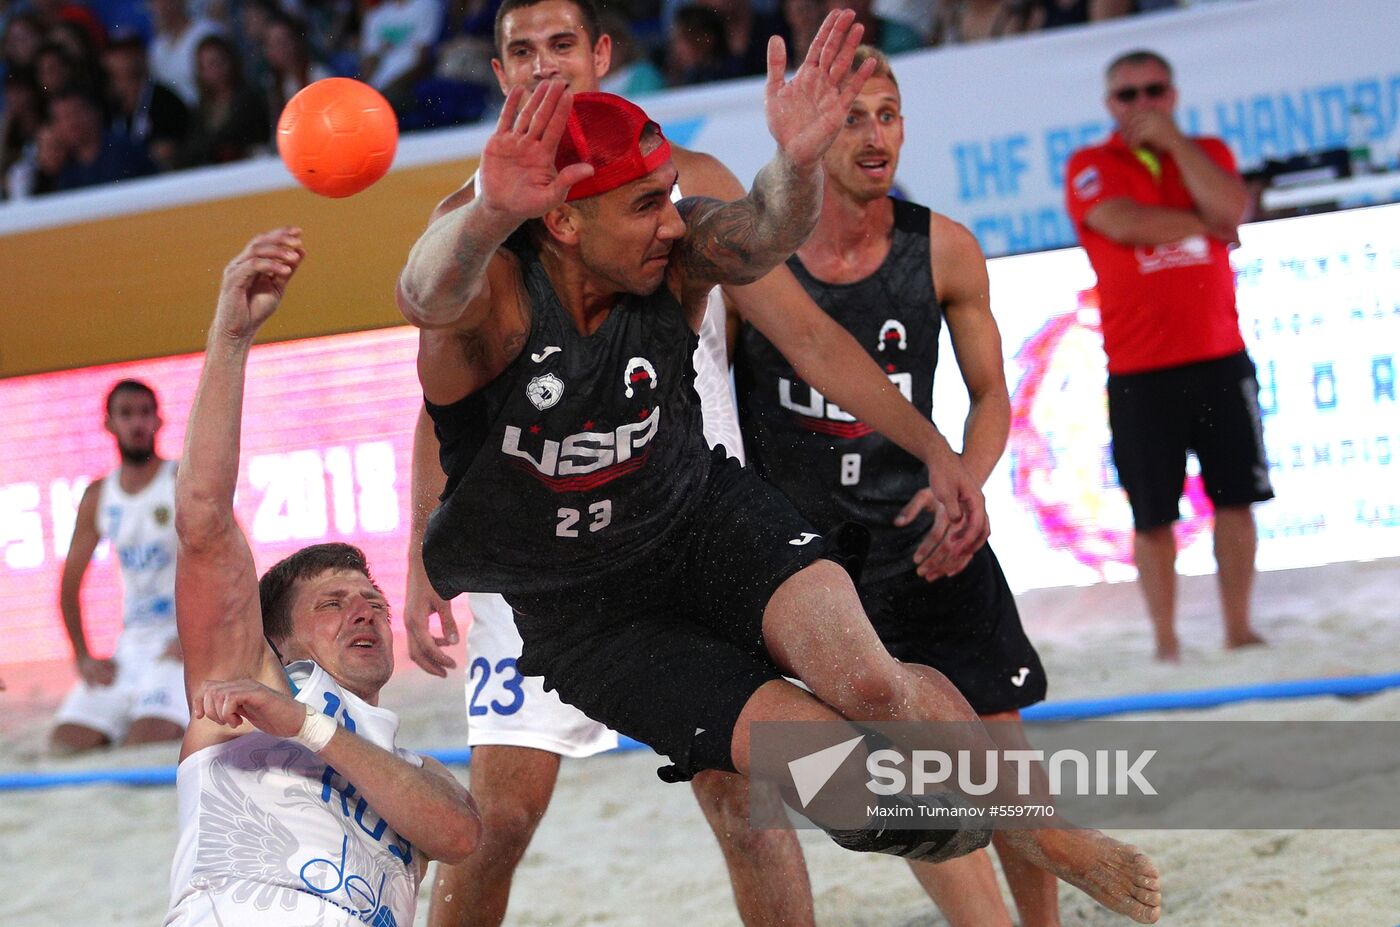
477,80,596,225
215,227,305,341
764,9,879,170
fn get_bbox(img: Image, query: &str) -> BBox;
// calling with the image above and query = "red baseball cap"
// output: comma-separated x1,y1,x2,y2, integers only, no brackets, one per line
555,92,672,202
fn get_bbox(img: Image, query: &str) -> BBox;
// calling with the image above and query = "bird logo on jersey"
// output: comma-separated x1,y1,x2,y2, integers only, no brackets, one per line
623,357,658,398
526,374,565,411
877,320,907,352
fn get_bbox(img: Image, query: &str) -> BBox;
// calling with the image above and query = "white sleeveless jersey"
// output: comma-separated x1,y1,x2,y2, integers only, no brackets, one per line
165,662,423,927
673,183,745,462
693,286,745,461
97,459,178,628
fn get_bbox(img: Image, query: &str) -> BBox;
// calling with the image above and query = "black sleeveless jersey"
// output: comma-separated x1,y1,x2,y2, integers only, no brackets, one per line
735,199,941,583
423,232,711,599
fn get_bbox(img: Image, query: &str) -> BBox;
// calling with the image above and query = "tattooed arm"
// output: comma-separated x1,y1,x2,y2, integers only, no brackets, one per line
673,9,876,292
672,156,822,287
397,81,594,330
397,197,517,331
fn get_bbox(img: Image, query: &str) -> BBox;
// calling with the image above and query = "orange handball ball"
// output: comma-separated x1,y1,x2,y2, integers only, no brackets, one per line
277,78,398,198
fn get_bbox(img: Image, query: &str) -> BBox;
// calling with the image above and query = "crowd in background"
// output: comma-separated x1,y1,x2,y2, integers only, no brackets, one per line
0,0,1232,200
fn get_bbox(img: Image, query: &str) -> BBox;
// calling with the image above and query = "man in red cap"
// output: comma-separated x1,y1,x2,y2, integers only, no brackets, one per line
395,9,1161,925
401,3,992,926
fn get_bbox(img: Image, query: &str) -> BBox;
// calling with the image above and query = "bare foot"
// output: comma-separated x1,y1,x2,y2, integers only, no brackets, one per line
1153,643,1181,663
1225,631,1266,650
1030,829,1162,923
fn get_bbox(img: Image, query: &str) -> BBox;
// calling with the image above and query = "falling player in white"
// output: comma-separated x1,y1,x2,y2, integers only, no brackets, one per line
165,228,479,927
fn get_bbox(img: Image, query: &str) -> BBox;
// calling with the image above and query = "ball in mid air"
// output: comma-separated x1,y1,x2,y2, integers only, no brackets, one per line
277,78,398,198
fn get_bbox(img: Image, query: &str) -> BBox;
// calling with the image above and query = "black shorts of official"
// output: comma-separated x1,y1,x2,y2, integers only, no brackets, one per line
507,449,836,782
1107,350,1275,531
856,543,1046,716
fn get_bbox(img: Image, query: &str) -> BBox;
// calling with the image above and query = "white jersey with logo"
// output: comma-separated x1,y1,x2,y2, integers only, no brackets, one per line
694,286,745,462
98,458,178,629
165,662,422,927
681,174,747,465
460,181,744,755
54,459,187,739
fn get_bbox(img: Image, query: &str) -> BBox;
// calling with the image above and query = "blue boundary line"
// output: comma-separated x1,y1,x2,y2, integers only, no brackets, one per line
4,671,1399,793
1020,671,1400,721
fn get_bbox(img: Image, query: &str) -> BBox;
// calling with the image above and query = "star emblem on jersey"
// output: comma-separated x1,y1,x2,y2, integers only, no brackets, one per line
526,374,564,411
877,319,907,352
153,505,172,526
623,356,658,398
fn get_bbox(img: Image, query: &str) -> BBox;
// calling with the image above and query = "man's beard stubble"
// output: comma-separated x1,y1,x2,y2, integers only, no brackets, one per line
118,442,155,464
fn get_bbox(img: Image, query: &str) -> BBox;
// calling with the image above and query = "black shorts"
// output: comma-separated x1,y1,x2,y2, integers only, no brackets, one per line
1107,350,1274,531
857,544,1046,716
507,449,830,781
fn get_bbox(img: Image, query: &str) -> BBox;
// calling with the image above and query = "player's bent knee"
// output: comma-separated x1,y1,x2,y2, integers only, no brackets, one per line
50,723,110,755
125,717,185,745
842,660,904,710
802,556,857,586
479,799,548,861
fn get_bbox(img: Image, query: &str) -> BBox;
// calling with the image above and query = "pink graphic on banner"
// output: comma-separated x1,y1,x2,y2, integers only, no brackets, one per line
0,328,422,667
1007,290,1210,578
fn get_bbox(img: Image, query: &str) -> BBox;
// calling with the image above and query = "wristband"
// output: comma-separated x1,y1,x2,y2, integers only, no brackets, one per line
293,702,338,753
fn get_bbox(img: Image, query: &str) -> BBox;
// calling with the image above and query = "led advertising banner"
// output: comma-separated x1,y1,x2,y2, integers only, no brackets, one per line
944,202,1400,590
2,205,1397,666
0,329,422,666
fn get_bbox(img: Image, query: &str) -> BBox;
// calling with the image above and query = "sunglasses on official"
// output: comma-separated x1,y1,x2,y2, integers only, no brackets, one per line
1112,82,1171,104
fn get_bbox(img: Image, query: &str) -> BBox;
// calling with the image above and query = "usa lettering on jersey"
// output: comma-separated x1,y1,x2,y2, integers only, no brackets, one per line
777,373,913,439
502,407,661,487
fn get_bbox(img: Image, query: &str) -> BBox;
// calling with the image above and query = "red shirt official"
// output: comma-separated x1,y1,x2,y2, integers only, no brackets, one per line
1065,132,1244,375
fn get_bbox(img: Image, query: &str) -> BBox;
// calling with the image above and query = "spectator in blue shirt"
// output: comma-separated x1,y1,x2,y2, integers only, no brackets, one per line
102,37,191,171
50,89,157,191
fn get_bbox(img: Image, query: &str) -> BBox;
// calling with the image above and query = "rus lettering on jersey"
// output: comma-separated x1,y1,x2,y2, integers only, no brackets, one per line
119,542,173,571
502,407,661,478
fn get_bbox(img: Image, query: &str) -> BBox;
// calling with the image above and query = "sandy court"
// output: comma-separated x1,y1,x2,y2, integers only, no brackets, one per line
4,557,1399,926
